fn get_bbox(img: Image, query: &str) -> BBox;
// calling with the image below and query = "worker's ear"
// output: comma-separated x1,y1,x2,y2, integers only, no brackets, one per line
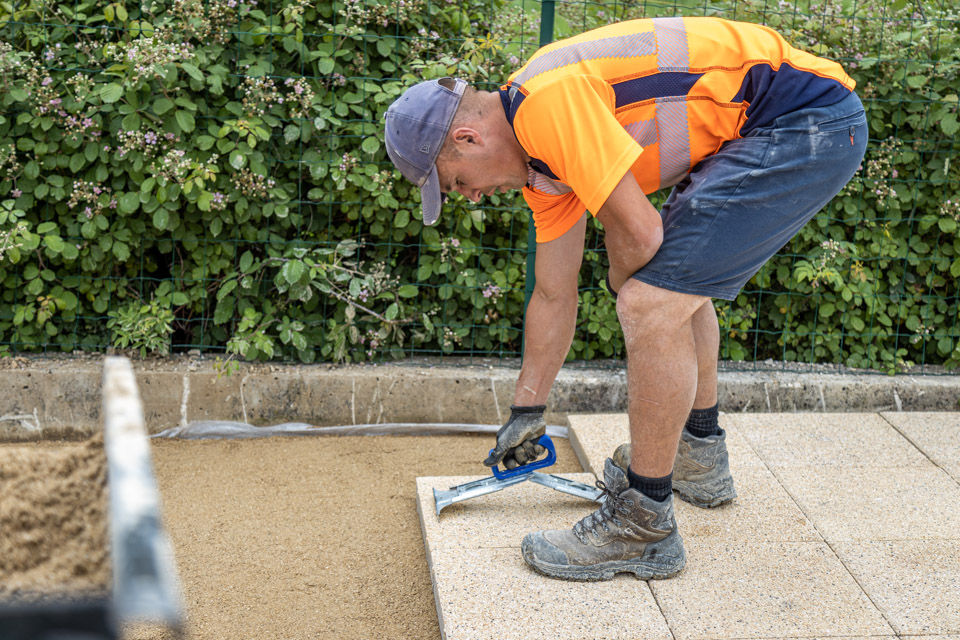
450,126,484,149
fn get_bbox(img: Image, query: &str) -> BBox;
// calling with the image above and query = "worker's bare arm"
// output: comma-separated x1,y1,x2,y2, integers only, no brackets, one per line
596,171,663,293
513,214,587,406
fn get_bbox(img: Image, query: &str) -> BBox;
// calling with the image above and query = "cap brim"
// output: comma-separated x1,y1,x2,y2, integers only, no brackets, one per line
420,164,443,226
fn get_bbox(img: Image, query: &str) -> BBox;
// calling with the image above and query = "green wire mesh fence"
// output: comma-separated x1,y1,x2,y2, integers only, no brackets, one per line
0,0,957,375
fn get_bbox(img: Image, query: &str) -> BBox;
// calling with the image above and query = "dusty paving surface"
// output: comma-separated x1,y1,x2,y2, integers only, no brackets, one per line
133,434,582,640
0,436,110,602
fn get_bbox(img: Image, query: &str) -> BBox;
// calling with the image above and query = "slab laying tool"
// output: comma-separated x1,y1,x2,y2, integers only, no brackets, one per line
432,434,605,515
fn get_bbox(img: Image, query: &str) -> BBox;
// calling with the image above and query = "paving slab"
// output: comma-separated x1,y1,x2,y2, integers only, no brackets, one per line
672,463,821,542
834,540,960,635
649,539,893,639
773,465,960,542
566,413,820,542
417,474,600,551
428,547,672,640
566,413,765,477
881,411,960,482
733,412,931,468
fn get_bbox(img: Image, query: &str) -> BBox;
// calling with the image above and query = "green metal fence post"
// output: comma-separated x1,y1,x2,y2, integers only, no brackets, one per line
521,0,555,361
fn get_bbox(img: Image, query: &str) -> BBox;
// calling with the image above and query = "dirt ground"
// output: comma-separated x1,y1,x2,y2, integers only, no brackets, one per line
132,434,583,640
0,436,110,602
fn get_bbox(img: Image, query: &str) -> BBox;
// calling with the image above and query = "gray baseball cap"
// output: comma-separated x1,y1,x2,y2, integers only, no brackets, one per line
384,77,467,226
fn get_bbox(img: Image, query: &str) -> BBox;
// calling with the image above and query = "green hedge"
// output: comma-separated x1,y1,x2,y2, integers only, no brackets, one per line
0,0,958,373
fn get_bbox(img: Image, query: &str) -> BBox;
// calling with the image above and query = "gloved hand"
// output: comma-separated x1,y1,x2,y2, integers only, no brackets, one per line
484,405,547,469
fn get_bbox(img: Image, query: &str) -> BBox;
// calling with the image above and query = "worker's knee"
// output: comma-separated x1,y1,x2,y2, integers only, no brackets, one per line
616,279,706,342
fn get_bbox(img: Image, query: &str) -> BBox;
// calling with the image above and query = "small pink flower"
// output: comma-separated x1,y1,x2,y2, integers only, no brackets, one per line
41,77,53,86
11,188,22,197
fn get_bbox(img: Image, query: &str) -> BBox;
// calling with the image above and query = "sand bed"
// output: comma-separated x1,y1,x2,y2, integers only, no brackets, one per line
0,436,110,602
133,434,582,640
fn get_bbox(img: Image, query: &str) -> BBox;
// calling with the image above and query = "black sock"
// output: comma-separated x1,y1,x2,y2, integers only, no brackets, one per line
685,403,719,438
626,467,672,502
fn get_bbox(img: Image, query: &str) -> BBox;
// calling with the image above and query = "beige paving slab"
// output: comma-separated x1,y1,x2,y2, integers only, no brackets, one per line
650,539,893,639
672,462,821,542
567,413,820,542
774,465,960,542
428,546,672,640
881,411,960,482
417,474,600,551
732,412,930,468
567,413,765,477
835,540,960,635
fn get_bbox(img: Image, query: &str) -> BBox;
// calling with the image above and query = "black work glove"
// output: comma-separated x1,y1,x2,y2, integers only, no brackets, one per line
483,405,547,469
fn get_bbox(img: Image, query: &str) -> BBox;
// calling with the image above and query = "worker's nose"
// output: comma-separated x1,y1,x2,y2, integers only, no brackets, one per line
459,185,481,202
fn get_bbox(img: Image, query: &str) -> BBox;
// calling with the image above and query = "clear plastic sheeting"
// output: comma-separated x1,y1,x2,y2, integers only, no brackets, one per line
151,421,570,440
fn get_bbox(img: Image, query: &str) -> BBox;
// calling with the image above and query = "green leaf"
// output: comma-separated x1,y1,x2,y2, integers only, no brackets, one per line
385,302,399,321
101,83,124,103
941,114,959,136
44,235,65,253
198,191,213,211
120,192,139,214
398,285,419,298
36,222,57,234
229,150,246,170
181,63,204,81
361,136,380,154
104,4,115,21
318,58,335,74
153,209,169,231
122,113,141,131
175,110,195,133
282,260,306,285
69,153,85,173
154,97,174,115
210,217,223,237
376,37,395,57
239,250,254,272
61,243,79,261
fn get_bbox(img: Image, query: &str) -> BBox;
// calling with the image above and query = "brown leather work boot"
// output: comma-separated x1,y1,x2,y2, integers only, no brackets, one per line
520,458,685,581
613,428,736,509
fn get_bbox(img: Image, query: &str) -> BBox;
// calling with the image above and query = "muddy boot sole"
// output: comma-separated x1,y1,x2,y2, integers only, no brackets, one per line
521,532,686,582
673,476,736,508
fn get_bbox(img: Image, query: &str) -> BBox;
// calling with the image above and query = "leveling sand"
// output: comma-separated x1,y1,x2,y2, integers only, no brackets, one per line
0,435,110,602
141,434,582,639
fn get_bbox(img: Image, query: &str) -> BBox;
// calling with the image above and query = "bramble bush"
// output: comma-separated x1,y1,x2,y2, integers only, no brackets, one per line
0,0,958,373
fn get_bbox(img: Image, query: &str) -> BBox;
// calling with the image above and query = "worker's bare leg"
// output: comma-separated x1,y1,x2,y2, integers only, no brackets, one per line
691,300,719,410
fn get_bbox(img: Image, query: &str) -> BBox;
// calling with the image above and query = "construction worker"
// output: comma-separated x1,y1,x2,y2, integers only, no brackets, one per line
384,16,866,580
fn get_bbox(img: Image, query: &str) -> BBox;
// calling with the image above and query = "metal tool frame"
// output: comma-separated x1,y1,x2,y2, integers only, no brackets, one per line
433,434,605,515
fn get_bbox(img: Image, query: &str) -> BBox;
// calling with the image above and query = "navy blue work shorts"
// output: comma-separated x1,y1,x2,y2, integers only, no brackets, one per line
632,90,868,300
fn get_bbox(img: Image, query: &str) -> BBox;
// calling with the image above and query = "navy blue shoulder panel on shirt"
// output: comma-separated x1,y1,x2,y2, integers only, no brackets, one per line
500,85,562,181
734,62,853,135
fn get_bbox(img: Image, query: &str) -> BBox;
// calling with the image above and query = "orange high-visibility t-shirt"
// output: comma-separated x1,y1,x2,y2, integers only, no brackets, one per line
501,17,856,242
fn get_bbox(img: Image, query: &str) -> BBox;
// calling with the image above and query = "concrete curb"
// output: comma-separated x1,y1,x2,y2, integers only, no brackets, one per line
1,357,958,440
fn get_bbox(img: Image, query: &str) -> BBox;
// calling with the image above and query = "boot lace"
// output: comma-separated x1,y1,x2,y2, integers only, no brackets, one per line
572,480,634,544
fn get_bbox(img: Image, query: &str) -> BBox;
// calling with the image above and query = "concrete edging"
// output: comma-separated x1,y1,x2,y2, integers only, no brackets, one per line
1,358,958,440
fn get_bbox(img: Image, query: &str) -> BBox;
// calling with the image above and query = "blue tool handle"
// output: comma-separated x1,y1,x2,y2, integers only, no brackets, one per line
490,434,557,479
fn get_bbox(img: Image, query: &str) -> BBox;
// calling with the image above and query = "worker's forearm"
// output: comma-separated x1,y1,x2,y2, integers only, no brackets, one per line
513,288,578,406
